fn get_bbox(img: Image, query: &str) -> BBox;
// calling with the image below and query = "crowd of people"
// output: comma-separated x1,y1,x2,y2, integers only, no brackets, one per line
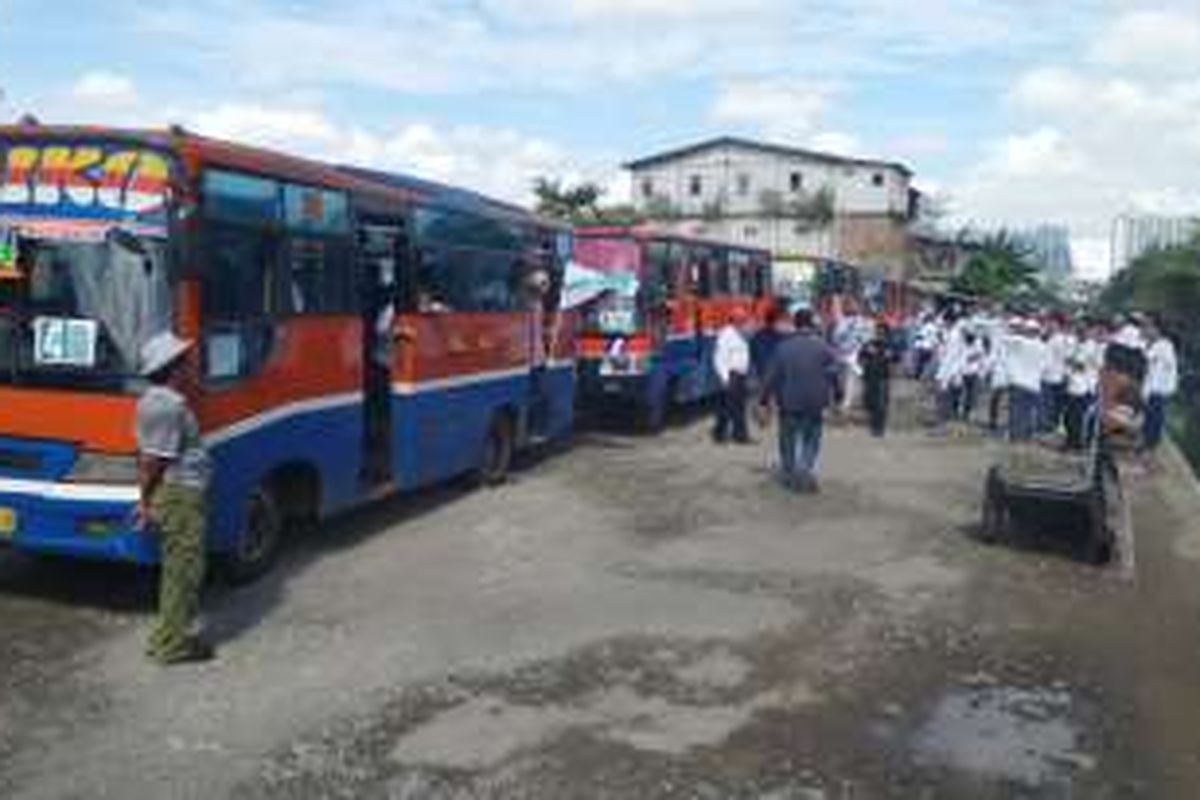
710,298,1181,494
912,306,1178,463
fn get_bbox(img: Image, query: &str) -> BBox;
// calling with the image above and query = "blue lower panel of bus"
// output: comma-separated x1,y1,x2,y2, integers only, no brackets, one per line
0,484,156,563
0,365,575,566
578,335,718,412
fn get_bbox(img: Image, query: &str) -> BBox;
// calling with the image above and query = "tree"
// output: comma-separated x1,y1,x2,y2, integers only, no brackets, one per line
532,177,650,225
532,177,603,222
949,229,1041,303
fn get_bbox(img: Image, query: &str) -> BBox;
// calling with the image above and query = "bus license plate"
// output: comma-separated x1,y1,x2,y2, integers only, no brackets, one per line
0,507,16,538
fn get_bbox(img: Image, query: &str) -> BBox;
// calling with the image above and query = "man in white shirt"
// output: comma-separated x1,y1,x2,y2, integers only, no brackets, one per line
1142,317,1179,463
712,309,752,444
1040,316,1074,435
1064,321,1103,449
934,316,968,428
1003,318,1048,441
1111,315,1145,351
912,313,938,379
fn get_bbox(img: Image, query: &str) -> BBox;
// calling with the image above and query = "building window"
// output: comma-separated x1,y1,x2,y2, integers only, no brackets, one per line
736,173,750,196
641,177,654,199
743,225,758,240
872,172,885,187
789,172,803,192
689,175,703,196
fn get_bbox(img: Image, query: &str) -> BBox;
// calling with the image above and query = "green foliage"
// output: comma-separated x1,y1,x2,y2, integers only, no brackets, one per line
532,177,602,221
759,185,836,228
789,185,836,226
532,177,653,226
949,229,1041,303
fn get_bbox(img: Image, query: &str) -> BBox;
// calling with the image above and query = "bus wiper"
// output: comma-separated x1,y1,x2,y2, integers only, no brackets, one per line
106,226,147,256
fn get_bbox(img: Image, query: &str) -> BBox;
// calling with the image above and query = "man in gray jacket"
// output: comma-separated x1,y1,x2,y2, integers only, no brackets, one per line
758,309,836,492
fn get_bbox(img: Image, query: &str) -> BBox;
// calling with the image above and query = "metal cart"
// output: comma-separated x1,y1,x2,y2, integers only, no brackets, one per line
979,422,1119,564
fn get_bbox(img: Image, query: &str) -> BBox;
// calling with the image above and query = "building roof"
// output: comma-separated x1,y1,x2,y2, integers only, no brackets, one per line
623,135,913,177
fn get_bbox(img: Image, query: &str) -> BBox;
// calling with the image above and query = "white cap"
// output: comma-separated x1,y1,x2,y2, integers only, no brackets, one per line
140,331,193,377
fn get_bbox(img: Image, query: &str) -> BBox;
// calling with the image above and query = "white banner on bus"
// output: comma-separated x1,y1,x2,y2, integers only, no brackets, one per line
559,261,639,310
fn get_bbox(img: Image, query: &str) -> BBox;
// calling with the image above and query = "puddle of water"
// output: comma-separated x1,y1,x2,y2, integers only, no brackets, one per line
911,684,1093,787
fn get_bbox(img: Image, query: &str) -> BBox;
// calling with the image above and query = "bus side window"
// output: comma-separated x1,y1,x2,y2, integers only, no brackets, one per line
414,247,452,312
643,241,670,306
203,223,279,319
668,243,689,296
284,236,354,315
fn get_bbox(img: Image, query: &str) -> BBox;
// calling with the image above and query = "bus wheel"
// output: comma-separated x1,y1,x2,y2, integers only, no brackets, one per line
478,413,514,486
223,485,283,584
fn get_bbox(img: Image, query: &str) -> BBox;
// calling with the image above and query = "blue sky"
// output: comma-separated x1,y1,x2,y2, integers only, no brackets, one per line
3,0,1200,277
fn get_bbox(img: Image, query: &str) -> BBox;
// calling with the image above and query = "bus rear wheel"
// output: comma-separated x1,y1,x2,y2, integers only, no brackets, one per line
477,413,514,486
223,485,283,585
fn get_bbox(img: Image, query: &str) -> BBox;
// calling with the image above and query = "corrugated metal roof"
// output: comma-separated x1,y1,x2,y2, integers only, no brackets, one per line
624,135,913,176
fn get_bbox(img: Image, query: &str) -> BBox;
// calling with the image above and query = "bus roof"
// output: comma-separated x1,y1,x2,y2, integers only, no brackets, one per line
575,224,771,257
0,124,562,228
338,166,563,230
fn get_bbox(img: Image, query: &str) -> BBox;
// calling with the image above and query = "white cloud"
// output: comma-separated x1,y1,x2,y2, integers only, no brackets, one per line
1009,67,1089,114
129,0,1088,97
952,6,1200,279
806,131,862,157
69,71,139,108
1088,9,1200,74
487,0,761,22
709,79,836,142
181,107,615,206
188,104,341,151
35,72,616,208
989,127,1086,178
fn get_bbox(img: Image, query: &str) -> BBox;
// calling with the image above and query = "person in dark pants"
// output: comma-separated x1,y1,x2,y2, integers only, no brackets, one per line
858,321,892,437
750,303,788,381
712,309,751,444
759,309,836,492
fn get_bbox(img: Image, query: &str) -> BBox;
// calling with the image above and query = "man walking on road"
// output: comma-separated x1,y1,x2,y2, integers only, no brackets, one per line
1141,317,1178,471
858,320,893,437
712,308,752,444
135,332,214,665
759,309,836,492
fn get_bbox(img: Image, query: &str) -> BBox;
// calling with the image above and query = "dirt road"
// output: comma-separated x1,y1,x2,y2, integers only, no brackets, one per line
3,393,1200,799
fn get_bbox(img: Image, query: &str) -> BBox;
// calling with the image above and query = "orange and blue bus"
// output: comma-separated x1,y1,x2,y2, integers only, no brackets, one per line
0,125,574,579
573,226,772,430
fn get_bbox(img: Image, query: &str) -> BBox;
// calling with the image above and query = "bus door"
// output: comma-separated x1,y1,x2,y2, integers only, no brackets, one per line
357,219,406,487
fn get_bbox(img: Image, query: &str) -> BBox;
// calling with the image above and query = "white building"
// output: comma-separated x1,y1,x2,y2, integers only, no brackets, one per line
1111,214,1200,274
625,137,919,279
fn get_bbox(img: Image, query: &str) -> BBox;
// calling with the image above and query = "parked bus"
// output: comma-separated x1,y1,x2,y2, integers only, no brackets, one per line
572,226,772,430
0,125,574,580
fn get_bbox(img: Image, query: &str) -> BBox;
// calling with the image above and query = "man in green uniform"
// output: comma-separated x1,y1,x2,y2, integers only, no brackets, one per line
135,331,214,665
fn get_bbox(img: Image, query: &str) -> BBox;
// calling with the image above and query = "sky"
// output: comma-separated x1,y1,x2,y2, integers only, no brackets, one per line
2,0,1200,280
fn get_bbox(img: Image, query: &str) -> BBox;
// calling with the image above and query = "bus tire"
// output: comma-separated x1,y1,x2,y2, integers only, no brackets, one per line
222,484,284,585
478,413,514,486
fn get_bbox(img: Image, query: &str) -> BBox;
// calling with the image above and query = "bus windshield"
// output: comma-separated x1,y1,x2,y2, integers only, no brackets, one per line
0,229,171,390
575,237,645,335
